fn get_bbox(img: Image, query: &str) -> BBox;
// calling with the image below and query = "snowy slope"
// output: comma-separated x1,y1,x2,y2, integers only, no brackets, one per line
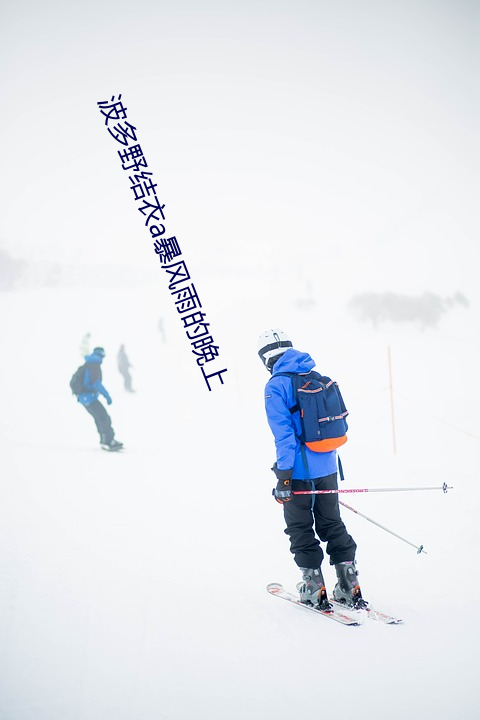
1,282,478,720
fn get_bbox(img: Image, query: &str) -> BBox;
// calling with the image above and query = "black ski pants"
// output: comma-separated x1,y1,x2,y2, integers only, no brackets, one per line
283,473,356,569
83,400,114,444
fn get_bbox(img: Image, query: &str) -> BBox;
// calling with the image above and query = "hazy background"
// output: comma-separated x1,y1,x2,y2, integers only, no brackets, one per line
1,2,479,719
1,0,479,302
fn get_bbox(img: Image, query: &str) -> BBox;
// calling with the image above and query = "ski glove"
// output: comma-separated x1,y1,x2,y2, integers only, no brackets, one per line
271,464,293,504
271,463,293,481
273,478,293,504
105,394,112,405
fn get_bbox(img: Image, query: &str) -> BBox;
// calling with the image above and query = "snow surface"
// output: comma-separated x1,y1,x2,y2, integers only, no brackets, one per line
1,283,478,720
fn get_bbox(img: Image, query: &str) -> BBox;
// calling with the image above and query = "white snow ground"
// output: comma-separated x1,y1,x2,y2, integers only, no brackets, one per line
1,282,478,720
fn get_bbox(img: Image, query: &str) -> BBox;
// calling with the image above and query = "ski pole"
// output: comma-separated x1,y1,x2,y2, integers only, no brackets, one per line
338,499,427,554
292,482,452,496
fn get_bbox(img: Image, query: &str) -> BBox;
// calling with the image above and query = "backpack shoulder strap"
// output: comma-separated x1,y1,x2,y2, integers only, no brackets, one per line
272,371,305,414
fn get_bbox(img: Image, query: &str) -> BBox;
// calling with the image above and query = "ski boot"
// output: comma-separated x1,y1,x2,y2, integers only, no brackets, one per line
297,568,332,611
101,439,124,452
333,561,368,609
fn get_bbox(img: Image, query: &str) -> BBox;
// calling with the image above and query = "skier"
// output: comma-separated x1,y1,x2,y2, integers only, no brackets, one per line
80,332,91,358
258,329,366,610
158,316,166,343
117,344,134,392
75,346,123,451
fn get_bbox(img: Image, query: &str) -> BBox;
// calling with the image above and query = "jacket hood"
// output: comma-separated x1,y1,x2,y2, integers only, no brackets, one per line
271,348,315,375
85,352,103,364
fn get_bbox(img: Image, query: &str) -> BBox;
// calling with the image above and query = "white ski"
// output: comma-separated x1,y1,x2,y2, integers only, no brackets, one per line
267,583,361,626
328,598,403,625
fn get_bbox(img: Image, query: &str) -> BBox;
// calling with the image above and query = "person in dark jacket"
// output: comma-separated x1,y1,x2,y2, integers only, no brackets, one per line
258,328,366,610
117,344,134,392
77,347,123,451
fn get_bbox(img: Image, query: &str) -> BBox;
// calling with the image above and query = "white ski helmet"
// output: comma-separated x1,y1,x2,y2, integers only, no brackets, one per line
257,329,293,370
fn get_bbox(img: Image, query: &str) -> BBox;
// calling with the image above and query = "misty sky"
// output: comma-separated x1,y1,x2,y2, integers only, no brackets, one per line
1,0,479,298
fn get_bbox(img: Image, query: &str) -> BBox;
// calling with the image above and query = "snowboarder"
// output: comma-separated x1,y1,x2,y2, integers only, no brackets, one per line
258,328,366,610
74,346,123,451
117,344,134,392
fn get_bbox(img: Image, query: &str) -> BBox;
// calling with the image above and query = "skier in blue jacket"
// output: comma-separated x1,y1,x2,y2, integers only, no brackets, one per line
258,329,366,610
77,347,123,451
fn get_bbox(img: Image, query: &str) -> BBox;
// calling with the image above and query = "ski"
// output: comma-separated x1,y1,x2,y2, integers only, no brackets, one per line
267,583,361,626
328,598,403,625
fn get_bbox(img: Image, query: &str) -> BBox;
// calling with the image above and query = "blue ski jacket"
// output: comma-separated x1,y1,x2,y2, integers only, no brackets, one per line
264,348,337,480
77,351,112,407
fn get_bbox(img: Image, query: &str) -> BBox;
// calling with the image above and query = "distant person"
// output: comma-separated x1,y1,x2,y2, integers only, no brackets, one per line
80,332,91,358
117,344,134,392
257,328,366,610
70,346,123,452
158,317,166,343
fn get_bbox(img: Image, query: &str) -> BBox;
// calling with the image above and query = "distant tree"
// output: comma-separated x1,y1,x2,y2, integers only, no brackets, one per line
0,248,27,291
348,291,469,330
447,291,469,309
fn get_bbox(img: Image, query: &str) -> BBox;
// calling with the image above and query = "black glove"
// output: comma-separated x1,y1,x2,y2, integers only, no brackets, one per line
271,463,293,504
271,463,293,481
273,478,293,504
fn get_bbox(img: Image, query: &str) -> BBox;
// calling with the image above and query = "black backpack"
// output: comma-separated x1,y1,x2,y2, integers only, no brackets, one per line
70,364,87,395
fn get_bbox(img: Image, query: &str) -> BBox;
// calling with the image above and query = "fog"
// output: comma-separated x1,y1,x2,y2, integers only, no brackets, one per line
1,2,479,719
1,1,478,295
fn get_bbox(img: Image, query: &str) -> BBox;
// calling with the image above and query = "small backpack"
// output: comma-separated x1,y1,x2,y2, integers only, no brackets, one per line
70,364,87,395
276,371,348,452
